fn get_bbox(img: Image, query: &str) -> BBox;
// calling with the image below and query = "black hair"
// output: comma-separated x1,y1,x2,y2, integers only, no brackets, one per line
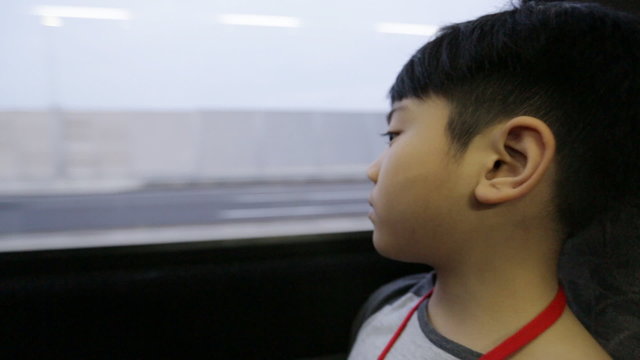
389,0,640,238
389,1,640,358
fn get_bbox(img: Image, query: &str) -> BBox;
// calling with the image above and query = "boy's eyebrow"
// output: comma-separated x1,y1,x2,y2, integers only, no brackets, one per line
386,105,407,125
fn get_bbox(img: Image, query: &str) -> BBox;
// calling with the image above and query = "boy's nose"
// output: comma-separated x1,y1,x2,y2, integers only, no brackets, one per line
367,157,381,184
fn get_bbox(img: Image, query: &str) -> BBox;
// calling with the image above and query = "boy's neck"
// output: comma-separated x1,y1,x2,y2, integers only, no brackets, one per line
427,235,562,353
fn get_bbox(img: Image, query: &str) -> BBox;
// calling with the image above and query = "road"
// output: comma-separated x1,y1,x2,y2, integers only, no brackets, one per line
0,180,374,251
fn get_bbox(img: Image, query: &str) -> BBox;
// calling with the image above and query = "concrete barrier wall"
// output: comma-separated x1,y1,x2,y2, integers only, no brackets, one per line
0,110,386,193
0,112,56,180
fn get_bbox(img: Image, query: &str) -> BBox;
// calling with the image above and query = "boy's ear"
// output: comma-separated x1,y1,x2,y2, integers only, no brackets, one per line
474,116,556,205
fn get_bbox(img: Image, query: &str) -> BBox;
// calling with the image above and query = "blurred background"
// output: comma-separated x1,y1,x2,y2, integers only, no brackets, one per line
0,0,510,251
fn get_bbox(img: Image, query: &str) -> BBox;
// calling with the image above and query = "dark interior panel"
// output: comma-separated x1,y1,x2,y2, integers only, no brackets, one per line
0,232,427,359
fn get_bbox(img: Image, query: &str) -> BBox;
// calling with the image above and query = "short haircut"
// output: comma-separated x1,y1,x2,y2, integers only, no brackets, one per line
389,0,640,237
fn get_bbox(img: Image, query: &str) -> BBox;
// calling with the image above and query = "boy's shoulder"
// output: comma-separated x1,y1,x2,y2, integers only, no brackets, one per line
349,271,434,345
509,307,613,360
349,272,613,360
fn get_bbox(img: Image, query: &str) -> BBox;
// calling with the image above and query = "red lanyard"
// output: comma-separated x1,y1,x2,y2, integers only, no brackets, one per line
378,285,566,360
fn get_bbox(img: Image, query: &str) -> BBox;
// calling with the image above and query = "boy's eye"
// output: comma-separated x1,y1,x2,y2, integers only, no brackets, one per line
380,131,399,145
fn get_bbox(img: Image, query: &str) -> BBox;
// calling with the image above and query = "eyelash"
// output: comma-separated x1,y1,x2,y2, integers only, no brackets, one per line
380,131,399,144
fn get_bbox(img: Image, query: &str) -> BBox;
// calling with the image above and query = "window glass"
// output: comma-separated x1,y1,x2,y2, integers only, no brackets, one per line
0,0,507,251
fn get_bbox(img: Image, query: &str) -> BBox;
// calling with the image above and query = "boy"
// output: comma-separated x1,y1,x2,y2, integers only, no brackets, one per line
349,0,640,359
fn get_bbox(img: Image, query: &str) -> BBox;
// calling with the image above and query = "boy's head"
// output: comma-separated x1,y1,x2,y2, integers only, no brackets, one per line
368,0,640,263
369,1,640,260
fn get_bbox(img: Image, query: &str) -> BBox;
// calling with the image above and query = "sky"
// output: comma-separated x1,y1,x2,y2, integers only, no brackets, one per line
0,0,509,111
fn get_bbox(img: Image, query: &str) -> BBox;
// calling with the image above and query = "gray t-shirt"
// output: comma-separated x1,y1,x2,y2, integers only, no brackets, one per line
349,272,483,360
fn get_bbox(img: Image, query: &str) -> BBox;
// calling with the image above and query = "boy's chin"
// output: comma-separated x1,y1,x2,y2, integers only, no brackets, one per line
372,231,416,263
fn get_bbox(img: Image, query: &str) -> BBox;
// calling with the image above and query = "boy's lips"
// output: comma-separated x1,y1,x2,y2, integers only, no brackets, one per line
368,210,377,224
368,197,376,221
